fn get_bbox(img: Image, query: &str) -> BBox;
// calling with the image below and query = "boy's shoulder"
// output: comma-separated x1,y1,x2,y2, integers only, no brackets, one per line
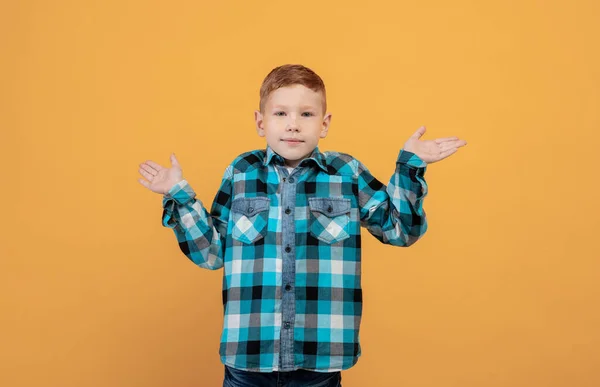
227,148,360,175
226,149,266,172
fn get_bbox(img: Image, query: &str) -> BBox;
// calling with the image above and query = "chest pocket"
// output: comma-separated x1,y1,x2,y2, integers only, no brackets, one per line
308,197,351,244
231,197,270,244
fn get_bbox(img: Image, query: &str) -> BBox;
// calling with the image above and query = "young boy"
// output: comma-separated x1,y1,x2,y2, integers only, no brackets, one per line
138,64,466,387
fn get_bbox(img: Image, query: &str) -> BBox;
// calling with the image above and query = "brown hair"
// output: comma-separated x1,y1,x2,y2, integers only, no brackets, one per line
259,64,327,113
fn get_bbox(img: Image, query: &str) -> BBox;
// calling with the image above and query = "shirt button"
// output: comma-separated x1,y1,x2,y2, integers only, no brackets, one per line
285,208,291,215
284,322,291,329
327,205,333,213
248,207,254,213
288,177,295,183
285,246,291,253
285,284,291,291
283,177,286,182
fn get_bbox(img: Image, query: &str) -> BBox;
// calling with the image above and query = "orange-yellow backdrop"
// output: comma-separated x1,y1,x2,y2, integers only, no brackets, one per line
2,1,599,386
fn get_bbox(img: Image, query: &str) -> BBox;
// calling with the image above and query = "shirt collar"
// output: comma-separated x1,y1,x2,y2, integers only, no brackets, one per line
264,145,328,172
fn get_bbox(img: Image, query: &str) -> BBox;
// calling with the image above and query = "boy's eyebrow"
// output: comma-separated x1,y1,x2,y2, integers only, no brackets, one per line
272,104,318,110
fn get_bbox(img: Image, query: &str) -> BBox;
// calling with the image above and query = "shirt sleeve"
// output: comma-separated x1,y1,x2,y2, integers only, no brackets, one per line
161,165,233,269
356,149,428,247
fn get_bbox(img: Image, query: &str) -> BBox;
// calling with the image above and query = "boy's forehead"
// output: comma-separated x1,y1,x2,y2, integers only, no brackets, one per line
265,85,324,109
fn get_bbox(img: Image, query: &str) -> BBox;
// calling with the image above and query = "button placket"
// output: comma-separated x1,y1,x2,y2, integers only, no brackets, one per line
278,164,300,370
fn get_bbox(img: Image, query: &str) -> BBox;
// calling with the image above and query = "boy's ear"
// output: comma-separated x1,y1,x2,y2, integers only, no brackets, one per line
320,112,332,138
255,110,265,137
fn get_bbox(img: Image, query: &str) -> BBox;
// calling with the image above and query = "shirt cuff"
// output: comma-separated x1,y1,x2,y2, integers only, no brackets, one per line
397,149,427,168
163,179,196,207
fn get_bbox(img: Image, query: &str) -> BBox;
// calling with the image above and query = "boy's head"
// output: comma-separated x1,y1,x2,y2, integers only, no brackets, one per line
255,64,332,168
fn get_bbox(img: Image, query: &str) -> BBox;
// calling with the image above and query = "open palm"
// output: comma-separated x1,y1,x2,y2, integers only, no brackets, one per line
403,126,467,163
138,153,183,194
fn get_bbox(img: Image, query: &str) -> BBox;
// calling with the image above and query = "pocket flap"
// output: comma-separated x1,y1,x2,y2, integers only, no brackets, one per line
308,197,351,217
231,197,270,217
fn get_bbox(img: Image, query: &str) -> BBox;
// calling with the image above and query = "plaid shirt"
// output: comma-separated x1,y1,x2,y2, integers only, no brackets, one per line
161,145,428,372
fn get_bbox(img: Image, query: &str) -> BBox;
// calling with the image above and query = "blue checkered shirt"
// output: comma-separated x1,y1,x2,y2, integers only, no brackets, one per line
161,145,428,372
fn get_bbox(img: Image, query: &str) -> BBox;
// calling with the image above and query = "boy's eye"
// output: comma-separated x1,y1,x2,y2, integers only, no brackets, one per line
274,111,286,116
302,112,314,117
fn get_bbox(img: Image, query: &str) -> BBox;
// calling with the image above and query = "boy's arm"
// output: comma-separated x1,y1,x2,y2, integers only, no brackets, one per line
356,149,428,247
161,165,233,269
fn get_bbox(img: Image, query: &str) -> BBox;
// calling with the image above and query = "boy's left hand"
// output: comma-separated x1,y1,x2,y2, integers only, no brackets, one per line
403,126,467,164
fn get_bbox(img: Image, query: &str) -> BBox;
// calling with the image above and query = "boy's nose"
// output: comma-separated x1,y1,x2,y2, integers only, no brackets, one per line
286,119,299,131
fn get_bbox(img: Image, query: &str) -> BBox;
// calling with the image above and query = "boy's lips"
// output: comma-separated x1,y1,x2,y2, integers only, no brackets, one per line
282,139,304,143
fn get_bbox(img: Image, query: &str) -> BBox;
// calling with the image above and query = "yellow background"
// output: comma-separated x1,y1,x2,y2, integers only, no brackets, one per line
2,1,599,386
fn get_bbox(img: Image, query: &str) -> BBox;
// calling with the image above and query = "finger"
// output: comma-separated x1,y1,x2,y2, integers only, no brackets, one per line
440,139,467,151
138,168,154,181
450,139,467,148
439,148,458,160
410,126,426,139
170,153,180,167
138,178,150,189
145,160,164,171
434,137,459,144
139,163,158,176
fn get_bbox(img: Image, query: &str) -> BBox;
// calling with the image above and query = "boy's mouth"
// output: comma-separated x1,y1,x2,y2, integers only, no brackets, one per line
282,139,304,144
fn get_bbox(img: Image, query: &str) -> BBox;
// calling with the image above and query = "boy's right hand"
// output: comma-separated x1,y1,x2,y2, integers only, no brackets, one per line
138,153,184,195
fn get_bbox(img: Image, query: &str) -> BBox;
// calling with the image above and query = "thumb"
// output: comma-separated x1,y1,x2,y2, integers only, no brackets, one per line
170,153,180,167
411,126,426,139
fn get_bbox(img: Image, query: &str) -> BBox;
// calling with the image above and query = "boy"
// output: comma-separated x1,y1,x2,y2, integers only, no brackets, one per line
138,64,467,387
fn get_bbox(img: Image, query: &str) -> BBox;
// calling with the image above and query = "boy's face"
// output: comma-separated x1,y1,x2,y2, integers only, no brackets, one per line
255,84,331,168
